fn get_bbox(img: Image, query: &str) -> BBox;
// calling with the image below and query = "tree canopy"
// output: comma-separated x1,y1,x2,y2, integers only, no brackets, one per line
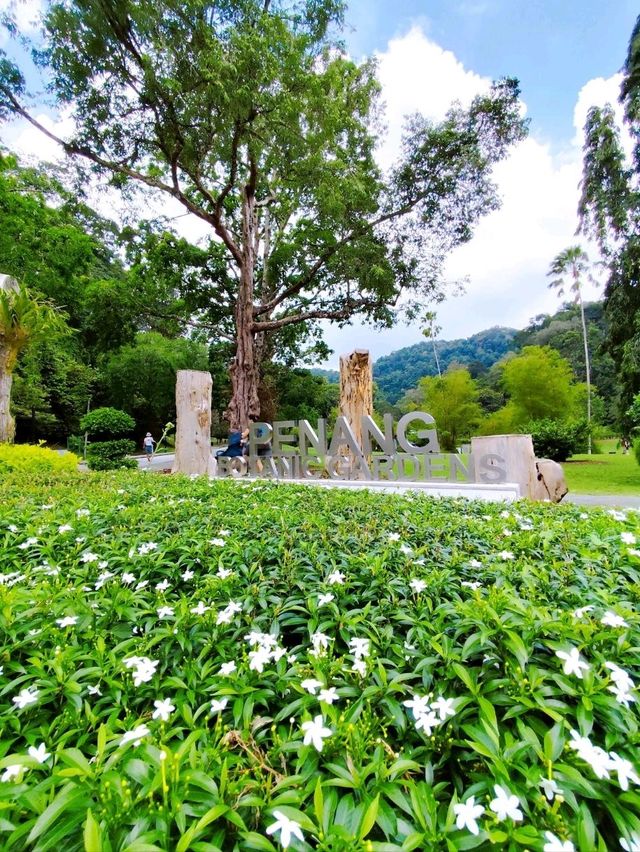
0,0,527,430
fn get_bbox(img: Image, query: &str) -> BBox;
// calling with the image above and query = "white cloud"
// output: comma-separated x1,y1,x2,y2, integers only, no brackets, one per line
320,27,618,366
0,0,43,42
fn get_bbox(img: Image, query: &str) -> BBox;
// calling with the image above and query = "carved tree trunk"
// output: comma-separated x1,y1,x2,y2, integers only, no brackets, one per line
339,349,373,463
224,179,261,433
0,347,16,444
471,434,538,498
173,370,215,476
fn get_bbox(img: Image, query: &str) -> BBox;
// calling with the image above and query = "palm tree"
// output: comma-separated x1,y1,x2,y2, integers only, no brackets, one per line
0,276,66,443
422,310,442,377
547,246,595,454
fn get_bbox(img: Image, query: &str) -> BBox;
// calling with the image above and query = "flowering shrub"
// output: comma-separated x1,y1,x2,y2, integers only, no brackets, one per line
0,472,639,851
0,443,79,474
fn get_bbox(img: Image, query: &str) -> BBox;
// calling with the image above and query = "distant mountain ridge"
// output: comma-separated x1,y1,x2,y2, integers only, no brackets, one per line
373,326,518,402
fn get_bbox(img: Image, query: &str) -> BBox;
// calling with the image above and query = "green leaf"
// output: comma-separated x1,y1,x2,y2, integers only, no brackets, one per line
83,809,102,852
359,794,380,840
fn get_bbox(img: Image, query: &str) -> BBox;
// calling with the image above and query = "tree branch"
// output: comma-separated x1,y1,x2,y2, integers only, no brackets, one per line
252,299,385,332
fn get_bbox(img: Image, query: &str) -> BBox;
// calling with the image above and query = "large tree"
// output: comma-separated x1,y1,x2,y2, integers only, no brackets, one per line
0,279,67,442
578,15,640,417
0,0,526,431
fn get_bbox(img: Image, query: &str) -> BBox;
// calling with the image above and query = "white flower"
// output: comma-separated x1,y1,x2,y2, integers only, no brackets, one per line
414,710,439,735
601,611,628,628
218,529,230,537
210,538,226,547
81,551,99,563
556,647,590,678
217,567,232,579
121,724,150,746
609,510,627,521
352,658,367,677
318,593,334,605
17,537,37,551
124,656,159,687
431,696,456,721
87,685,102,696
181,569,195,581
191,601,210,615
136,580,148,590
301,715,332,752
138,542,158,555
55,616,78,628
609,752,640,791
28,743,50,764
500,550,514,560
76,509,90,518
152,698,175,722
461,580,481,590
266,810,304,849
310,632,330,656
388,532,401,541
629,548,640,558
621,532,637,545
301,678,323,695
568,730,614,779
544,832,575,851
157,606,174,619
219,661,236,676
249,648,271,673
318,687,339,704
400,544,413,555
7,524,18,533
58,524,73,534
210,698,228,713
410,578,427,593
540,777,560,800
327,570,345,585
12,687,39,709
1,765,23,782
403,694,432,718
489,785,522,822
453,796,484,835
572,605,594,618
155,579,171,592
468,559,482,568
502,528,512,537
348,637,370,659
216,601,242,625
620,834,640,851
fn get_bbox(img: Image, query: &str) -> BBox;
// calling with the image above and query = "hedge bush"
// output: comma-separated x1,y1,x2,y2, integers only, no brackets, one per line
86,439,138,471
528,419,586,462
0,443,79,474
0,472,639,850
80,407,135,440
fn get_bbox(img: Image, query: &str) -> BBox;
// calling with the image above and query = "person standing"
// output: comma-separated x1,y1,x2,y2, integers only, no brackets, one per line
143,432,155,463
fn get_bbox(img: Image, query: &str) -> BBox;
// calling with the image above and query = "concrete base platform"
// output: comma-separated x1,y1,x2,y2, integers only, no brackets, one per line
262,478,521,502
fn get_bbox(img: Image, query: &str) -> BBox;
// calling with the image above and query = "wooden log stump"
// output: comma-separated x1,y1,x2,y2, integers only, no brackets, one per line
172,370,215,476
338,349,373,474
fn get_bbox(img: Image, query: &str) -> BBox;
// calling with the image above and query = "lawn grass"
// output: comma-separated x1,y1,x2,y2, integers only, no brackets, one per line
564,439,640,494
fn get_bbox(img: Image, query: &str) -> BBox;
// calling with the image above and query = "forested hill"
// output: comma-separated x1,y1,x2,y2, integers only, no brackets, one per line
373,327,518,402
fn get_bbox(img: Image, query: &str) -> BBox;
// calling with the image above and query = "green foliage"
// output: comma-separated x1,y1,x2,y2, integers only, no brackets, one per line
528,419,587,462
86,439,137,471
634,438,640,466
0,442,78,473
577,17,640,412
80,407,135,439
627,393,640,432
500,346,581,424
0,473,639,849
402,368,483,451
100,333,209,435
374,327,518,403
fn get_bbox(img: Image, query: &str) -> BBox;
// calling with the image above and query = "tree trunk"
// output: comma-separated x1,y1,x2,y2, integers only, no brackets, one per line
339,349,373,459
172,369,215,476
224,182,260,432
0,347,16,443
579,296,592,455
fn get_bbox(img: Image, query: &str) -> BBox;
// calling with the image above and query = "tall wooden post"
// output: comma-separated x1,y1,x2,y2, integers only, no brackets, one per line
339,349,373,468
173,370,215,476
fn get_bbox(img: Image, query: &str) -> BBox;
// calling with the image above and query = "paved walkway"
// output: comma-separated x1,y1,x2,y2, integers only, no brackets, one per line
564,493,640,509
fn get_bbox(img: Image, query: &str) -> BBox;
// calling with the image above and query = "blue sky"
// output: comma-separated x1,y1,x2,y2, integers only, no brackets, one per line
345,0,638,146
